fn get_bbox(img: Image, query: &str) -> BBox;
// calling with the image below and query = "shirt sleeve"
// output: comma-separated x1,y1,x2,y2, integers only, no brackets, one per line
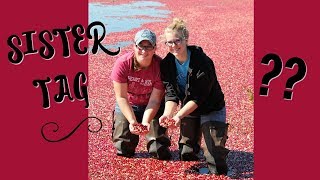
110,55,129,83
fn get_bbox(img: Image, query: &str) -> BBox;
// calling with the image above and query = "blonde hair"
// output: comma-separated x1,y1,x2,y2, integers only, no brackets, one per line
164,18,189,40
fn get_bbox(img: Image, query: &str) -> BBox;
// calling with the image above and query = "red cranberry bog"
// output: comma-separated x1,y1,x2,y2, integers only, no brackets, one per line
88,0,253,179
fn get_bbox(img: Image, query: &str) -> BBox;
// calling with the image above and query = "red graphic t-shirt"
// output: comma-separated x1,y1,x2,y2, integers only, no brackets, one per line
111,52,164,106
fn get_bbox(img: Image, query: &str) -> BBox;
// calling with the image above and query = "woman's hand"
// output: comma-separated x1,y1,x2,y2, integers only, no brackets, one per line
129,122,140,135
172,116,182,127
159,115,169,127
129,121,148,135
141,121,151,133
159,115,176,128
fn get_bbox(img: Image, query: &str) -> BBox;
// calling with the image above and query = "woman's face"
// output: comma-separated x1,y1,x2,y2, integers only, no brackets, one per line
164,31,187,58
134,40,156,67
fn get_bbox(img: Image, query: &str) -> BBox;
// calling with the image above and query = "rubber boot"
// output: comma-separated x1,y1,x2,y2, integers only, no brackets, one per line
179,116,201,161
201,121,229,175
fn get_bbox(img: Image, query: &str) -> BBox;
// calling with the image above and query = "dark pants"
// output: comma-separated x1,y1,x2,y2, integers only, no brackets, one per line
179,108,229,175
201,121,229,175
112,104,171,159
179,116,202,161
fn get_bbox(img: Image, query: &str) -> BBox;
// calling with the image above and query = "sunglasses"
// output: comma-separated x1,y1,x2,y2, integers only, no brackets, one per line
135,44,155,51
165,38,183,47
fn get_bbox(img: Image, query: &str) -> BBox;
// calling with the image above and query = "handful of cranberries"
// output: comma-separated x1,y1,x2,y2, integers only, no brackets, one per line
133,123,148,134
160,118,176,127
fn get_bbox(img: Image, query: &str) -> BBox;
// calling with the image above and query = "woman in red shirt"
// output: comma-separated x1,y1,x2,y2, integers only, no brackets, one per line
111,29,171,160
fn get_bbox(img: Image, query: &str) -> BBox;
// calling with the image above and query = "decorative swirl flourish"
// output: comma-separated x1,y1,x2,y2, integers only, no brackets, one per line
41,116,103,142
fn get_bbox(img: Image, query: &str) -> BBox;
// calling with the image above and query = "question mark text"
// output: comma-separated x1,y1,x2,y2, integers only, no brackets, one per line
260,53,283,96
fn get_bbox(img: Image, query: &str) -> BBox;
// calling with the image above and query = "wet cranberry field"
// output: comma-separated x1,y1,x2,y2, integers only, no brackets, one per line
88,0,253,179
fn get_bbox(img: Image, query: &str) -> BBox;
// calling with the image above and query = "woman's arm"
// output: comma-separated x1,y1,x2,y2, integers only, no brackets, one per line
113,81,141,134
163,101,178,118
159,100,178,128
142,88,164,126
172,100,198,126
113,81,136,123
